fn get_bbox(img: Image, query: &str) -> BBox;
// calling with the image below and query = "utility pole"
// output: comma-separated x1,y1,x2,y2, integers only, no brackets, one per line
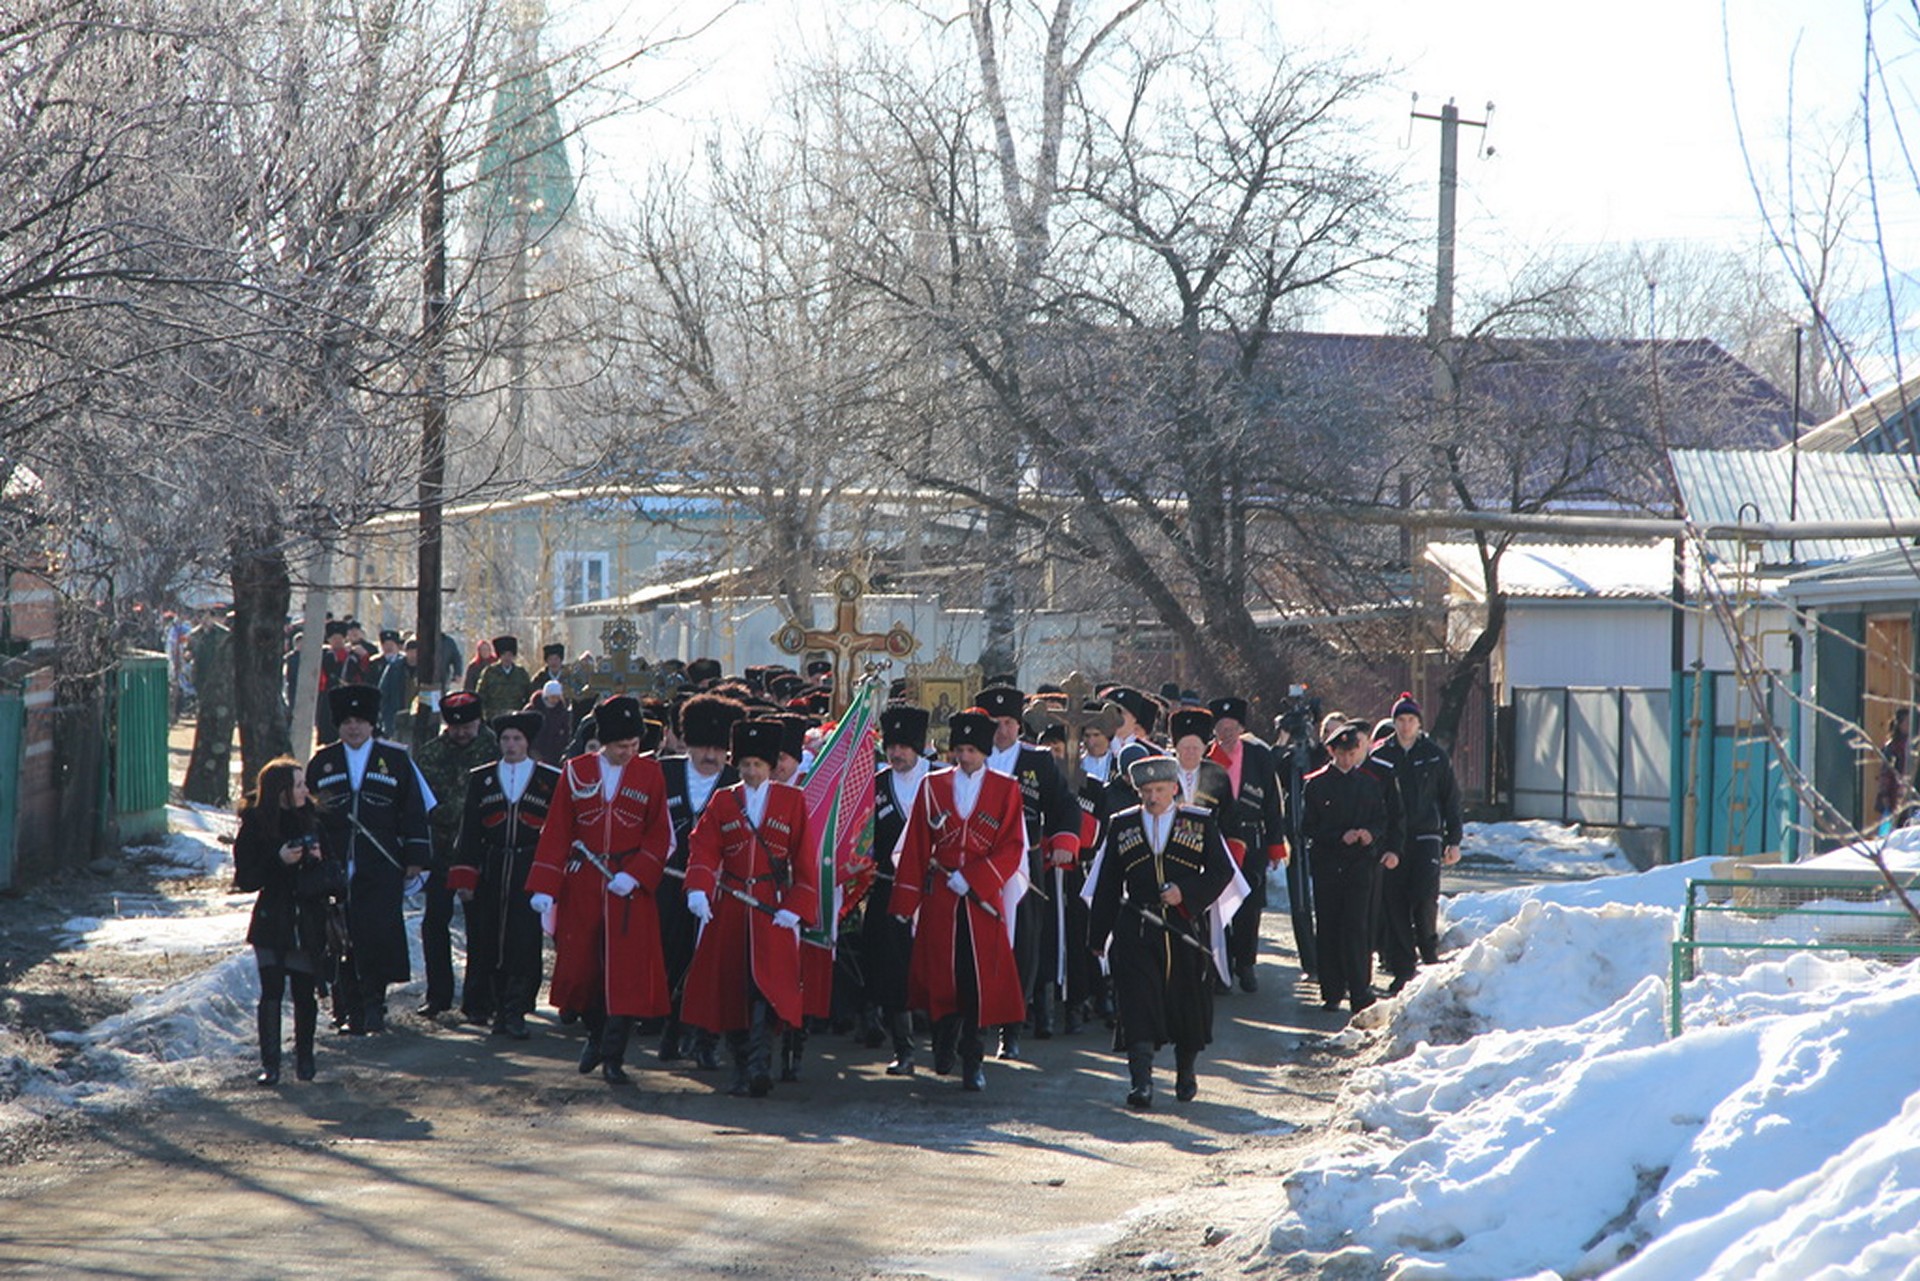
416,130,449,744
1411,98,1492,397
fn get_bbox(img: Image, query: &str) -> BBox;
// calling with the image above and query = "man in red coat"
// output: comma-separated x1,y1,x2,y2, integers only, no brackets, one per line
889,710,1028,1092
526,695,673,1085
680,719,817,1097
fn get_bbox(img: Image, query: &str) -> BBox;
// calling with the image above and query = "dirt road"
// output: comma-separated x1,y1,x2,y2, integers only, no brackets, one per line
0,916,1353,1280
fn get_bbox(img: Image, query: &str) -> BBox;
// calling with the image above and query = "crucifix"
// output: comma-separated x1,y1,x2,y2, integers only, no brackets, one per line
773,571,917,715
1029,671,1119,789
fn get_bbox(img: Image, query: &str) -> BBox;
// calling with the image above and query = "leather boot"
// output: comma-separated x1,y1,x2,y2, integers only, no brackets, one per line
363,985,387,1034
600,1016,634,1085
255,1000,282,1086
726,1031,752,1096
1032,987,1054,1039
1063,997,1084,1035
861,1006,887,1049
961,1053,986,1092
779,1026,805,1083
747,1003,774,1097
1175,1048,1199,1102
657,1016,684,1062
932,1017,958,1075
692,1028,720,1071
501,976,533,1040
885,1011,916,1076
997,1023,1022,1061
579,1010,605,1074
292,994,318,1082
1126,1042,1154,1110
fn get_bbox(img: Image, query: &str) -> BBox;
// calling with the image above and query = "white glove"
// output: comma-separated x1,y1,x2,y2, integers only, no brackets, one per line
529,892,555,914
607,871,639,898
946,869,970,897
772,908,800,931
687,889,712,923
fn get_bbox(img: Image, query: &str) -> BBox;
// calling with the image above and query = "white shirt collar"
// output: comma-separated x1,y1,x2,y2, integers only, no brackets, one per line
343,739,373,789
950,763,986,820
986,741,1020,775
890,758,930,806
499,757,534,803
687,765,722,812
742,779,770,829
1144,806,1173,853
599,753,623,801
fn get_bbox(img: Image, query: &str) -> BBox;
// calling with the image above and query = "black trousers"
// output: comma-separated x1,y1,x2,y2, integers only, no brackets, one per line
1310,850,1379,1007
421,866,459,1009
1380,835,1445,977
933,905,986,1068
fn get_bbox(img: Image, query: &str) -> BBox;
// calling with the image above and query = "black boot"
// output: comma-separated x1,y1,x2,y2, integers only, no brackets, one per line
256,1000,283,1086
658,1016,684,1063
1126,1042,1154,1110
692,1029,720,1071
861,1006,887,1049
363,985,387,1034
1175,1048,1199,1102
1032,987,1054,1040
726,1031,751,1096
600,1017,634,1085
885,1011,916,1076
1063,997,1084,1036
779,1026,805,1083
293,994,318,1082
501,976,533,1040
578,1011,605,1074
747,1003,774,1097
932,1017,958,1075
997,1023,1022,1060
961,1054,986,1092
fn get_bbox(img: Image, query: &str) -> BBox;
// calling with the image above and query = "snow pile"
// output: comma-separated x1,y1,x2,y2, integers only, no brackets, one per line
120,803,237,878
1795,823,1920,874
1261,858,1920,1280
1461,819,1632,876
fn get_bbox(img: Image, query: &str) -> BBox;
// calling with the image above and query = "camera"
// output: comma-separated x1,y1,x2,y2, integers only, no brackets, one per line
1272,683,1322,746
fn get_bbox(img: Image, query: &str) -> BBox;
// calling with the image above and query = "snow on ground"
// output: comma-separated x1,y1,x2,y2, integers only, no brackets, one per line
0,805,435,1145
1460,818,1634,877
1259,838,1920,1280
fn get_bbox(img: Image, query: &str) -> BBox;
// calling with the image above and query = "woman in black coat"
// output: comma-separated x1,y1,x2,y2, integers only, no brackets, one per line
232,756,341,1084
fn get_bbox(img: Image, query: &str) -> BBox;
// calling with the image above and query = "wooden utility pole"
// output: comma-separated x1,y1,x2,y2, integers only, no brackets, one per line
1411,98,1492,397
416,131,449,742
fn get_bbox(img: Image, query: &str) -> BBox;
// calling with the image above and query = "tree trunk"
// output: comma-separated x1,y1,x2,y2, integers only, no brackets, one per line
230,531,293,779
1432,590,1504,752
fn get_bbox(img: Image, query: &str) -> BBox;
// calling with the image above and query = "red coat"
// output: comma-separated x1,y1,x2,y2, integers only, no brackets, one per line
888,767,1027,1027
681,782,817,1031
527,751,674,1018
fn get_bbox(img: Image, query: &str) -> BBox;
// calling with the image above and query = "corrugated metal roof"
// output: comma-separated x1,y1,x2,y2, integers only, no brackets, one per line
1425,541,1676,601
1669,448,1920,567
1785,369,1920,453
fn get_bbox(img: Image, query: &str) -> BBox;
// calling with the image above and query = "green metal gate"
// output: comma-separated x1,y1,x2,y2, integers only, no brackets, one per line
114,654,171,844
0,691,22,890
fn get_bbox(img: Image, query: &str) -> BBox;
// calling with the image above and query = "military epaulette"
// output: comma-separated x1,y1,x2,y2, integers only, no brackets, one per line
1176,803,1211,817
1302,763,1335,782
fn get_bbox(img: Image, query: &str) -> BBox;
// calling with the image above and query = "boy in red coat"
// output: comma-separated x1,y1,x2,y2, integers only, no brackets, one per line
526,695,674,1085
889,710,1029,1092
682,719,817,1097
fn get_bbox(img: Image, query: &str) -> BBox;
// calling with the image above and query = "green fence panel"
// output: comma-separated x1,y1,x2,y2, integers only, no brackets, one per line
0,691,22,890
115,654,170,842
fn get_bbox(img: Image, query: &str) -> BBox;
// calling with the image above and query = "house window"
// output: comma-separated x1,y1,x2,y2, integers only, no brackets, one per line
554,552,613,609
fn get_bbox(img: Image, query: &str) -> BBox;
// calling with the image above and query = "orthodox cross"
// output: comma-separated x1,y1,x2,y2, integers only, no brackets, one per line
574,616,653,701
773,571,916,715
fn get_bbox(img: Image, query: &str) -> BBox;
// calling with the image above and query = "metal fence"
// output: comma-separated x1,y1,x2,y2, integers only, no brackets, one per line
1669,873,1920,1036
114,654,171,843
1512,686,1670,827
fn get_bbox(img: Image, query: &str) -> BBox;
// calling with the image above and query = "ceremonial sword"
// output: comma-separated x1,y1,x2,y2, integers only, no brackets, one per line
926,856,1002,921
1127,900,1214,958
661,863,785,921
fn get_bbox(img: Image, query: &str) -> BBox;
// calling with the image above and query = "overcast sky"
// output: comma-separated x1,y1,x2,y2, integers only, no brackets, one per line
572,0,1911,348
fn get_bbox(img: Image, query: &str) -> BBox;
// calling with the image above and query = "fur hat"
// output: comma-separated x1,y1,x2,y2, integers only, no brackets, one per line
677,693,746,749
731,719,784,769
772,714,811,762
1168,707,1215,744
543,642,565,661
595,695,644,743
1208,696,1251,726
974,685,1025,721
1106,686,1159,734
440,691,483,726
685,657,724,686
490,634,519,657
1128,755,1180,789
947,711,995,754
326,683,381,729
492,710,544,743
881,704,930,752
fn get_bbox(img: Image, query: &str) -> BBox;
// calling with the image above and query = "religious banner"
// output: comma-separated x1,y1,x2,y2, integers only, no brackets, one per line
904,647,982,752
800,672,881,948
